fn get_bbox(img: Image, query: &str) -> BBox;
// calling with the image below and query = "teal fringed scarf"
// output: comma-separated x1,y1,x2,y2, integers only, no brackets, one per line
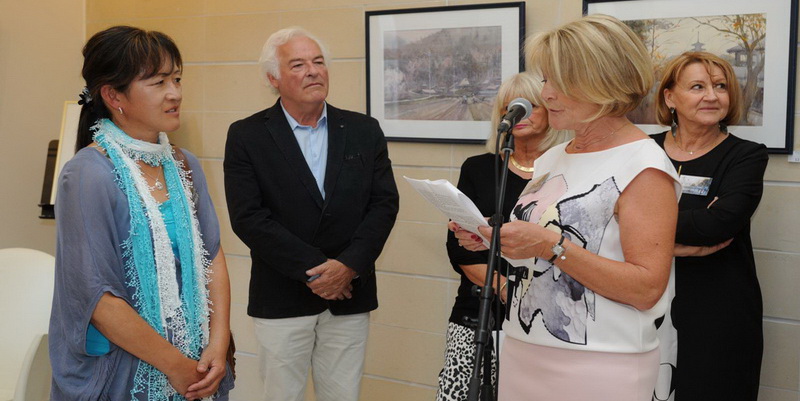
93,119,211,401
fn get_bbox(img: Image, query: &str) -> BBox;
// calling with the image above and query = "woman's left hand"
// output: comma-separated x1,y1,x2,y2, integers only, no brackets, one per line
185,341,228,400
450,221,489,252
674,239,732,257
478,220,556,260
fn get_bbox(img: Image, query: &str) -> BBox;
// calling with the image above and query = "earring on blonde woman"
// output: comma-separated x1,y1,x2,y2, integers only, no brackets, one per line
670,107,678,137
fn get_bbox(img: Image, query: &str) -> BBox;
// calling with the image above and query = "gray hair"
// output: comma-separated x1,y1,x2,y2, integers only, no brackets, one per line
258,26,330,86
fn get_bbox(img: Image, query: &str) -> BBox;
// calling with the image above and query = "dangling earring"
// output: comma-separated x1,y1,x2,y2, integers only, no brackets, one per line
669,107,678,137
719,121,727,133
118,107,124,115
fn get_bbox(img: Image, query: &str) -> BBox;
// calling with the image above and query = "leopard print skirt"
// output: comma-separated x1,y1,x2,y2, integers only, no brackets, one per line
436,322,498,401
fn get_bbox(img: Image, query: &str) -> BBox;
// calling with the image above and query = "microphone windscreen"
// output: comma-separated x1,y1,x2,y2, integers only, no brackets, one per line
507,98,533,120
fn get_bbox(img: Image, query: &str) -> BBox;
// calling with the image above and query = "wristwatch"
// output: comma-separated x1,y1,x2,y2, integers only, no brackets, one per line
548,234,567,263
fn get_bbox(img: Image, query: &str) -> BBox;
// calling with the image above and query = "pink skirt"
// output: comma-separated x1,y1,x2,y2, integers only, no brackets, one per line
498,336,659,401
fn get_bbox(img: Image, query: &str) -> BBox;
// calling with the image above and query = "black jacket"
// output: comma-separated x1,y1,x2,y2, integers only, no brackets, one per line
224,100,399,318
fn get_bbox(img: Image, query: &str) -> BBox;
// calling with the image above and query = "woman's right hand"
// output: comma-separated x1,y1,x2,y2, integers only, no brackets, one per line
185,341,228,400
449,221,488,252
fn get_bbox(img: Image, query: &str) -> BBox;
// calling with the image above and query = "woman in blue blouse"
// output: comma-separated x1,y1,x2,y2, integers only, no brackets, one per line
49,26,234,400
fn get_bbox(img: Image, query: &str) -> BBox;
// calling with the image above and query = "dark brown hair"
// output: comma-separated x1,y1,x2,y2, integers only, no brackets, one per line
76,26,182,151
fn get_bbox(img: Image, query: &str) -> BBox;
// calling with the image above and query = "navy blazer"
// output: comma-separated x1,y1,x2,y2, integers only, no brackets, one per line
224,100,399,318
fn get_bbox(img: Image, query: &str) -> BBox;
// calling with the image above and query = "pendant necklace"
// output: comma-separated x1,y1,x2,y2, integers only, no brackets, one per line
141,166,165,191
674,131,723,156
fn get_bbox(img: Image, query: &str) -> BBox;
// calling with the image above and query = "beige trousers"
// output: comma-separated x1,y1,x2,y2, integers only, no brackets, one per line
253,310,370,401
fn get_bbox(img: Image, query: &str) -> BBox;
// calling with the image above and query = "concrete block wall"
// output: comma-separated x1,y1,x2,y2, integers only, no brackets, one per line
83,1,800,399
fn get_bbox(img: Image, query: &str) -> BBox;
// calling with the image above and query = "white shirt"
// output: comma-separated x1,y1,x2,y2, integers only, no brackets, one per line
504,138,680,353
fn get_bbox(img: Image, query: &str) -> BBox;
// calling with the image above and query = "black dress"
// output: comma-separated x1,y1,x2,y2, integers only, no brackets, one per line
446,153,529,330
437,153,530,401
652,132,767,401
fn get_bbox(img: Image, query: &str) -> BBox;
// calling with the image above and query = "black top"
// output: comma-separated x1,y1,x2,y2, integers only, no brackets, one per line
652,132,767,400
224,100,399,318
446,153,529,329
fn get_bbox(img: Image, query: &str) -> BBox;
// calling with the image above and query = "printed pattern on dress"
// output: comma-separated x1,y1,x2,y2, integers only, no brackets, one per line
511,175,620,344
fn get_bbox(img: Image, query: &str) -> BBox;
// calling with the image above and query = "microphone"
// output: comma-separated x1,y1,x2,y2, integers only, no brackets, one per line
497,98,532,134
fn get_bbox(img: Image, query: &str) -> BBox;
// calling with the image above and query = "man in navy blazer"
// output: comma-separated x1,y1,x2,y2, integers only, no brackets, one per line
223,27,399,401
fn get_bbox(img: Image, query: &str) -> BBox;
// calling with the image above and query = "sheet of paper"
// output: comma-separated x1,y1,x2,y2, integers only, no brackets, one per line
403,176,536,270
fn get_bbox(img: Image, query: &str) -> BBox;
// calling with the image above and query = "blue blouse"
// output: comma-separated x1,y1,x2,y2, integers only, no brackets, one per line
85,199,180,357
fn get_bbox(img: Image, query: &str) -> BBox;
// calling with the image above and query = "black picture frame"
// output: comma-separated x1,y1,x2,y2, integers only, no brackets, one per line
585,0,797,153
366,2,526,143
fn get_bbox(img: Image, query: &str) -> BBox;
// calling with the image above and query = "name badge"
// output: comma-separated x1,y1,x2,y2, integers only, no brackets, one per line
679,174,713,196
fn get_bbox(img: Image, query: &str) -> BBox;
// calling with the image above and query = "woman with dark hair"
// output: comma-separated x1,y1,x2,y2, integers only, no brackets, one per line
652,51,767,400
49,26,234,400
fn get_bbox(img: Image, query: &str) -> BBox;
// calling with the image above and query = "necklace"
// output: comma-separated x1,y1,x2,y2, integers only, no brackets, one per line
94,119,172,190
572,121,631,151
141,166,165,191
674,131,724,155
509,155,534,173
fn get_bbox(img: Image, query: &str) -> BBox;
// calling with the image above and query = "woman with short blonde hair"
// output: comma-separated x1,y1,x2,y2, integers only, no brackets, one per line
526,14,654,120
453,15,680,400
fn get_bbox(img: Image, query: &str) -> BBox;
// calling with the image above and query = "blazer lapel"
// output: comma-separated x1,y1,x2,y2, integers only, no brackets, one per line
263,101,324,208
322,106,345,208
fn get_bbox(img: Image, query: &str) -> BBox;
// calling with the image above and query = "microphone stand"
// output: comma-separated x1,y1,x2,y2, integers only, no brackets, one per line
466,128,515,401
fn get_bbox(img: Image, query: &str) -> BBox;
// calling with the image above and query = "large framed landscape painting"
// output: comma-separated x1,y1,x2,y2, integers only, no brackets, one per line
586,0,798,153
366,2,525,143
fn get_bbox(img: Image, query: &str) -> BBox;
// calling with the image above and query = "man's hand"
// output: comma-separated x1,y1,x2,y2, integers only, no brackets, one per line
306,259,356,300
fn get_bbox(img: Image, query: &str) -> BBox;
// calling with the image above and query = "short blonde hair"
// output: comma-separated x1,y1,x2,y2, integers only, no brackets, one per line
485,72,572,153
525,14,654,121
655,51,743,127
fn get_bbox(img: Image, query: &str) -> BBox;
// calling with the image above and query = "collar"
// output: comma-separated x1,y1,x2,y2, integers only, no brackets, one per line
280,101,328,130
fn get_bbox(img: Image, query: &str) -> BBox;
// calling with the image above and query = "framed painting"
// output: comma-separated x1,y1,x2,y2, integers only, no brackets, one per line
366,2,526,143
39,101,81,218
585,0,798,153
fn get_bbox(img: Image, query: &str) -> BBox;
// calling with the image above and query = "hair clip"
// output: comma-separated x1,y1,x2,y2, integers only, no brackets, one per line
78,87,93,105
